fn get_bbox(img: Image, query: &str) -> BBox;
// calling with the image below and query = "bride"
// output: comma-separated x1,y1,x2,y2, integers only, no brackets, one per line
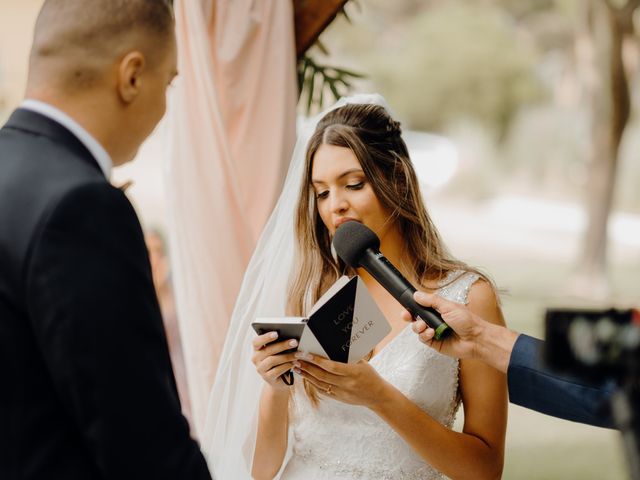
203,94,507,479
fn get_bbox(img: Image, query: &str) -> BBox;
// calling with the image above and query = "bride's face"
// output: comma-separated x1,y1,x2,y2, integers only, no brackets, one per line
311,143,393,240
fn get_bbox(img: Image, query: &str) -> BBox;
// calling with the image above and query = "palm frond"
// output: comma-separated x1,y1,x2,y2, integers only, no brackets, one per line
297,56,366,114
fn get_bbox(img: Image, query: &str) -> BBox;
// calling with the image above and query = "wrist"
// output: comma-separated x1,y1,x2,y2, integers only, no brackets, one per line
264,382,292,400
366,380,397,413
474,322,518,374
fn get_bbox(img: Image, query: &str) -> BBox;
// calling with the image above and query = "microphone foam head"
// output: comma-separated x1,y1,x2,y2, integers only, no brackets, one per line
332,221,380,268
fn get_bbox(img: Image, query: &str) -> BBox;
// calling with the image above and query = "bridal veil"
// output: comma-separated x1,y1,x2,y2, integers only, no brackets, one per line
202,94,390,478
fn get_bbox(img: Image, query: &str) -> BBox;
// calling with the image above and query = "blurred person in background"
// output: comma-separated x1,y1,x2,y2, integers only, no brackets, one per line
145,227,193,427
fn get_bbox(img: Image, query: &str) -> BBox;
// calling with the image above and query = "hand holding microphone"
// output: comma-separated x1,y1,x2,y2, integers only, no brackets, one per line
332,221,451,340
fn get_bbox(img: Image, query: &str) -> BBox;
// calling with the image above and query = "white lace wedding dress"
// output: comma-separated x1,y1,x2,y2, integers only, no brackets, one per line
279,271,479,480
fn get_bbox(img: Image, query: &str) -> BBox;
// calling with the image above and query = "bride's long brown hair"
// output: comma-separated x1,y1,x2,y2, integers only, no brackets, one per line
287,103,492,405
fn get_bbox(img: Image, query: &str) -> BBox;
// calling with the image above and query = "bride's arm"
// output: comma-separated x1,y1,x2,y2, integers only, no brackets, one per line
252,385,291,479
251,332,298,479
295,280,507,480
374,280,506,479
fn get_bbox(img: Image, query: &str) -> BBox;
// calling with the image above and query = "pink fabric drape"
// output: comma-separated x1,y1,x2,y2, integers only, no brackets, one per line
167,0,297,436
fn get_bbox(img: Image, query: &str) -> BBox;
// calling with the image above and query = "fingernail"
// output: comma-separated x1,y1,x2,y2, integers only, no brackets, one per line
293,367,302,374
270,332,278,339
293,361,301,368
289,339,298,347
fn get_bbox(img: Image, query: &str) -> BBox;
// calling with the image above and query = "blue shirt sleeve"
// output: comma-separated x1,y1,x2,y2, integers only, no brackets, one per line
507,334,616,428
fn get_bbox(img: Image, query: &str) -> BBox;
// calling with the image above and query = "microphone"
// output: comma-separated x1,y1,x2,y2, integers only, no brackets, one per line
332,221,451,340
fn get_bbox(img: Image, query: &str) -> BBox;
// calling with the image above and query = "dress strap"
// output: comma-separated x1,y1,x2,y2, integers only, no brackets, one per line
437,271,481,305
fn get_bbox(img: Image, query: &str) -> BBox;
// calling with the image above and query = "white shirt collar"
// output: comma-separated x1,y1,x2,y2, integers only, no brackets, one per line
20,99,113,179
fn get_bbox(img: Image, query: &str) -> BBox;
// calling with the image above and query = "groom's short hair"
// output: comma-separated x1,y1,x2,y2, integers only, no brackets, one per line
29,0,175,91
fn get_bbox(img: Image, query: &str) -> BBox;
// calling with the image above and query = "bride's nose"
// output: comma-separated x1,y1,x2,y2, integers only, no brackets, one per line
329,191,349,214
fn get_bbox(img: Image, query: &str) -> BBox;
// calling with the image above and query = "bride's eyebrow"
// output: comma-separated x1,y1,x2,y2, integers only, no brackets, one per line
311,168,365,185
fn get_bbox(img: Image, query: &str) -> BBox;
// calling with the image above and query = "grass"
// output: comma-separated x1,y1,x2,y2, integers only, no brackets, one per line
503,404,626,479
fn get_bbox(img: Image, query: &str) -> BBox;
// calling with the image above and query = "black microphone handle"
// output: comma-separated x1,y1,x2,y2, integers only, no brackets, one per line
359,249,451,339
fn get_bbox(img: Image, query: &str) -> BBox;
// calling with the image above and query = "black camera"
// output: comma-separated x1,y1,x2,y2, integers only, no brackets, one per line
545,307,640,479
545,307,640,383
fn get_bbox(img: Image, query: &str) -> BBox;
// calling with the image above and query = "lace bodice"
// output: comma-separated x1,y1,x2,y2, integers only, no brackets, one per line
280,271,480,480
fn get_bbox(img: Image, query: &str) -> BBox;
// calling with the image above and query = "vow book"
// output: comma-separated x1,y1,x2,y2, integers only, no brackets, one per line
252,276,391,363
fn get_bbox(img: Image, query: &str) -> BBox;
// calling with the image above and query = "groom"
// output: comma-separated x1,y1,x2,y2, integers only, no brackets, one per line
0,1,211,479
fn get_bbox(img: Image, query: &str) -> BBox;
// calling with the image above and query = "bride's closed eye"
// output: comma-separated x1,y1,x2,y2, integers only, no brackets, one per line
346,181,364,190
316,181,365,200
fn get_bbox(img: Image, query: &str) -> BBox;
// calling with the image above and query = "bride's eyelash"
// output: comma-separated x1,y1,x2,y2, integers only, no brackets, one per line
315,181,364,199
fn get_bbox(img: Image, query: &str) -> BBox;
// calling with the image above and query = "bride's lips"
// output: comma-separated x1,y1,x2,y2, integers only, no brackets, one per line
334,217,359,229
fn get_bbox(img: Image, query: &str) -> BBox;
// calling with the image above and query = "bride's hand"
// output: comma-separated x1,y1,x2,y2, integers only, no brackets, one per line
251,332,299,391
293,353,391,408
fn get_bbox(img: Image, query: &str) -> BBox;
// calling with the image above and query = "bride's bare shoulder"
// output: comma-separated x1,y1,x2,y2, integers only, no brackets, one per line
466,279,505,327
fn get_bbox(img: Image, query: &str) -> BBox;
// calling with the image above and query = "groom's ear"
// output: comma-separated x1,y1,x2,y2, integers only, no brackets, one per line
117,51,146,104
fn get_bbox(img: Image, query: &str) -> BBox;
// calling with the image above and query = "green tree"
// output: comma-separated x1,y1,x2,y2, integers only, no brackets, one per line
370,3,545,140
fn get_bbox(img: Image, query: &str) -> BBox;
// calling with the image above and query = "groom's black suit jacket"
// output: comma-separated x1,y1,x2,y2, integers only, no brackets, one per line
0,109,212,479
